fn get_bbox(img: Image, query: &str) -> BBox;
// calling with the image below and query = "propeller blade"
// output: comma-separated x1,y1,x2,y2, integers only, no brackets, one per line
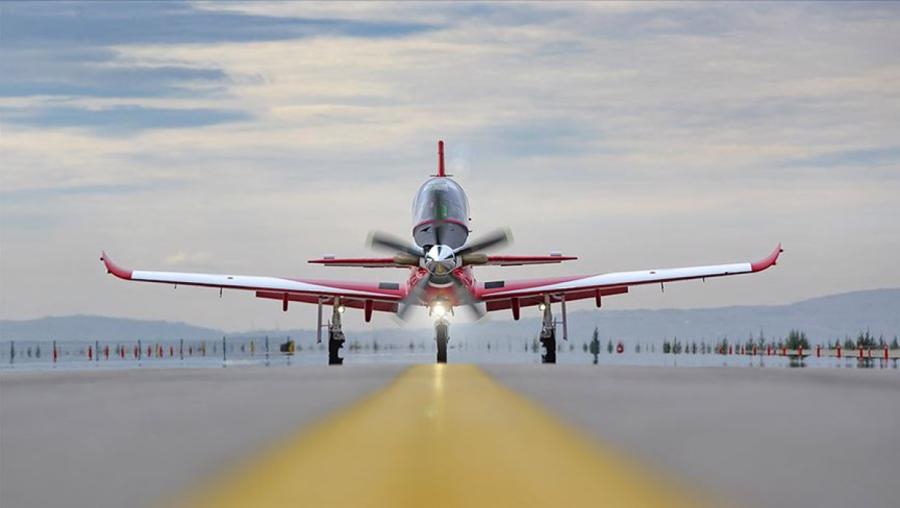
450,276,485,320
368,231,424,258
397,273,431,320
392,254,420,266
454,228,512,256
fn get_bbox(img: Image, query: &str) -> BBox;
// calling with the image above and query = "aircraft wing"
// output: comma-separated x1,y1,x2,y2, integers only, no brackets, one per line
477,244,782,313
100,252,403,312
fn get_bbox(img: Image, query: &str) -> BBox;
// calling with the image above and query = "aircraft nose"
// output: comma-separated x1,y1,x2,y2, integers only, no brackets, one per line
426,244,457,275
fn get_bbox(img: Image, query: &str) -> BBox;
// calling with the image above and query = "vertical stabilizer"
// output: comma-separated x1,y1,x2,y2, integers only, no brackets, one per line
438,140,446,177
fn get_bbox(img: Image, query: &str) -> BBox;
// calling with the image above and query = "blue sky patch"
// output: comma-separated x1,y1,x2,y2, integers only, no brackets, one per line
3,105,252,134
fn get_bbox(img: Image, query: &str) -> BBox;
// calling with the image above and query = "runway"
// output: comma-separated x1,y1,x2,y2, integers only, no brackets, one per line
2,364,898,508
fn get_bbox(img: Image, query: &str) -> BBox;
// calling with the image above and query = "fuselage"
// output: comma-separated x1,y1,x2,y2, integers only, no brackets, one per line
409,175,474,305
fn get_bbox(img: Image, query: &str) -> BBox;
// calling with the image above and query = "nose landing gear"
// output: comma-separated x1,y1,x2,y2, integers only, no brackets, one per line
435,318,449,364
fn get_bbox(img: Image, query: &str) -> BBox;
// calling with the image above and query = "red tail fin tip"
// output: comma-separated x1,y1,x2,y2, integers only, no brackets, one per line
438,140,445,177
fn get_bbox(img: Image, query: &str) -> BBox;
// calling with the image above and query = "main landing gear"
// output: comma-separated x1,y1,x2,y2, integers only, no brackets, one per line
539,294,568,364
319,297,345,365
540,299,556,364
435,318,449,364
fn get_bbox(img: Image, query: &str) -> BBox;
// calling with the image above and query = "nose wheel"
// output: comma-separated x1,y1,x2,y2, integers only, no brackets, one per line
435,318,449,364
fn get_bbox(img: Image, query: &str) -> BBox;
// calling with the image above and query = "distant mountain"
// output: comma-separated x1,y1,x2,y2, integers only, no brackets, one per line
455,288,900,346
2,289,897,345
0,315,221,342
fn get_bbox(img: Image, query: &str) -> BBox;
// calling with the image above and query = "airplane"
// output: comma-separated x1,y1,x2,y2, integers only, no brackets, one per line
101,140,782,364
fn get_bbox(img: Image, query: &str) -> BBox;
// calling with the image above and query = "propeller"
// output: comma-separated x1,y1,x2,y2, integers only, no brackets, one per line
368,227,512,320
450,277,485,319
397,273,431,320
368,231,423,259
454,228,511,257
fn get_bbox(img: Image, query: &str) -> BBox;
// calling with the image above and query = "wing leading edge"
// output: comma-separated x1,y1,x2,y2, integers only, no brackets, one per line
100,253,403,312
478,244,782,310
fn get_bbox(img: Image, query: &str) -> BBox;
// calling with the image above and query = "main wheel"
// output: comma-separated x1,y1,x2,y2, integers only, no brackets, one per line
435,321,449,364
328,331,345,365
540,329,556,364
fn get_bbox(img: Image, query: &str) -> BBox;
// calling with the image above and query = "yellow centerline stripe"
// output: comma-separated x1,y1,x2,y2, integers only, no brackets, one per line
170,365,709,508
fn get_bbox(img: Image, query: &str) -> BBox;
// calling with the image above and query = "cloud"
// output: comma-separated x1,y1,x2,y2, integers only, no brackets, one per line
1,2,899,330
164,251,212,267
786,146,900,169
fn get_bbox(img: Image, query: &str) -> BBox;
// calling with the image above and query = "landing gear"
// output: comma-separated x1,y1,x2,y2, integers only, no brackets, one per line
327,298,345,365
540,298,556,364
435,318,449,364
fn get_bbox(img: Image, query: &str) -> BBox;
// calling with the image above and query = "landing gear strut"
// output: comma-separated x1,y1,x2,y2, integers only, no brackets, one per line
540,297,556,364
326,298,345,365
435,318,449,364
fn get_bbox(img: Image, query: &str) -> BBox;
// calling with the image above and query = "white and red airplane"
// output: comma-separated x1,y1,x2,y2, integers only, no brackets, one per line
101,140,782,363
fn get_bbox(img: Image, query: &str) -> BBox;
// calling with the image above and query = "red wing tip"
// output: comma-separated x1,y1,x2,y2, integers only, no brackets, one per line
100,251,133,280
751,244,783,272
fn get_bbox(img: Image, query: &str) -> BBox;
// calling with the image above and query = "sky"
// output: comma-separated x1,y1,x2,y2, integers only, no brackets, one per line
1,1,899,332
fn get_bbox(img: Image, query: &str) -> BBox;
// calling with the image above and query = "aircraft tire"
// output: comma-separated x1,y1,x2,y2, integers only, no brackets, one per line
436,321,449,364
540,330,556,364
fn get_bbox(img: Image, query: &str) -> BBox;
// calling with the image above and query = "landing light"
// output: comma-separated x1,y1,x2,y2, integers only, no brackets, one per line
431,302,446,318
337,305,346,314
538,303,547,311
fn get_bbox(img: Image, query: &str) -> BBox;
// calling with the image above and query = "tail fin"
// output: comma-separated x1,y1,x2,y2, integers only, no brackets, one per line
437,140,446,177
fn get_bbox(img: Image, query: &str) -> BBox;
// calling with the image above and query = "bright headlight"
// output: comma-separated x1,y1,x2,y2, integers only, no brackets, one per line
432,302,446,317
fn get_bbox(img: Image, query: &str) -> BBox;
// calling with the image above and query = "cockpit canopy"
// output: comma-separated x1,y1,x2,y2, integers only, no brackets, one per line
412,177,470,226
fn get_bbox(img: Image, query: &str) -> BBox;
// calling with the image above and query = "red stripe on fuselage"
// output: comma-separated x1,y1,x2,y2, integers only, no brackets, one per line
413,217,469,230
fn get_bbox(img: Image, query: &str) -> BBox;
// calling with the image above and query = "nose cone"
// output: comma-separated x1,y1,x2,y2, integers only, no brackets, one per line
428,244,455,262
426,244,457,275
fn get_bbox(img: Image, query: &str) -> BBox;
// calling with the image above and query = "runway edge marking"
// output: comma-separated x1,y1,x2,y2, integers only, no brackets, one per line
168,364,710,508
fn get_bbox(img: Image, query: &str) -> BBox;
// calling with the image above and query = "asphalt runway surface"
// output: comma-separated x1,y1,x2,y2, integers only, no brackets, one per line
1,364,898,508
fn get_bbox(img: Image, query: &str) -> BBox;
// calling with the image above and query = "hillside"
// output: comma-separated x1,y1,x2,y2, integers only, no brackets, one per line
2,289,897,345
